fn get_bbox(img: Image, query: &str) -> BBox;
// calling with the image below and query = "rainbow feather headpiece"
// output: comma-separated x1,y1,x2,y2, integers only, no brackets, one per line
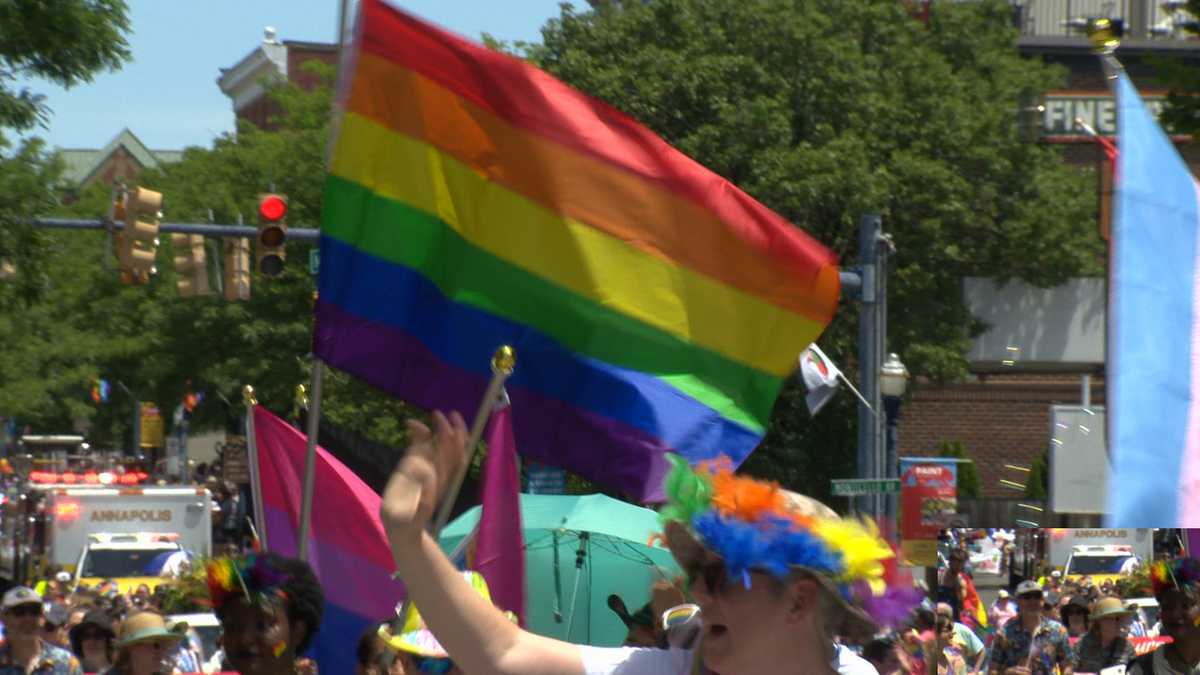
206,554,291,612
659,454,921,629
1151,558,1200,597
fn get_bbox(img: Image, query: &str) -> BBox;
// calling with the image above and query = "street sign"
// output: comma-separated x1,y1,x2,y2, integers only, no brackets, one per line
309,249,320,275
830,478,900,496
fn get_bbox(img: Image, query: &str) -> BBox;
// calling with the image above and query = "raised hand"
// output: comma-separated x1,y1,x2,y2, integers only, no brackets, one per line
380,411,468,556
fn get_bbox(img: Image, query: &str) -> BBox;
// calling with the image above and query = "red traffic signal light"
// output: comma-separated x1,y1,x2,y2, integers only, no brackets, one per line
258,194,287,224
256,193,288,277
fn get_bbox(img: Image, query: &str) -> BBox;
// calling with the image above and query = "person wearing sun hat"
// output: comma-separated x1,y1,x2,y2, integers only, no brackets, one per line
377,570,519,675
1128,557,1200,675
100,611,186,675
379,411,923,675
1071,596,1134,673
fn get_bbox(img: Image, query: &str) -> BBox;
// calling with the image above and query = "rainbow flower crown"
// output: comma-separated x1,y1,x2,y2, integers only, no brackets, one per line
1151,558,1200,597
660,454,921,627
206,555,291,611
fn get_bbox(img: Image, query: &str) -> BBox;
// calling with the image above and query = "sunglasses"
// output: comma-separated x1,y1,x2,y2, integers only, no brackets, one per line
79,631,109,641
412,655,453,675
7,605,42,618
685,559,728,594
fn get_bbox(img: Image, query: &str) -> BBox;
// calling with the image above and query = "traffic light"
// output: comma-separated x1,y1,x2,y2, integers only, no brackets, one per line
224,237,252,301
115,186,162,284
172,234,211,297
256,193,287,277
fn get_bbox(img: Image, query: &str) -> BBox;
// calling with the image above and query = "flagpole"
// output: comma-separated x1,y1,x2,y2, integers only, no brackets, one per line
243,385,268,551
297,359,326,561
385,346,516,643
429,345,517,538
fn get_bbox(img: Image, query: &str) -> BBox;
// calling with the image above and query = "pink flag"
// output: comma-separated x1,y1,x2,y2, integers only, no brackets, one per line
472,391,526,625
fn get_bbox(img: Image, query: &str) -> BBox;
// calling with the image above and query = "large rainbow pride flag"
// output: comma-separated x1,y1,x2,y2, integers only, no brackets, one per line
314,0,840,501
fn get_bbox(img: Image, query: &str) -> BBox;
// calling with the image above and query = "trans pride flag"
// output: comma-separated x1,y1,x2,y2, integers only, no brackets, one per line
314,0,840,501
1107,69,1200,526
252,405,403,674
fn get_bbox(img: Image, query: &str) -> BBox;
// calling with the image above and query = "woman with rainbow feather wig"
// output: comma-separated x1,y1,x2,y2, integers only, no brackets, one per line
380,411,923,675
1128,558,1200,675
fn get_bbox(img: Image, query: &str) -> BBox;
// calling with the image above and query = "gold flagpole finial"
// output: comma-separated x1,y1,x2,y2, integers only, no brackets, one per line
242,385,257,406
491,345,516,375
1087,18,1122,54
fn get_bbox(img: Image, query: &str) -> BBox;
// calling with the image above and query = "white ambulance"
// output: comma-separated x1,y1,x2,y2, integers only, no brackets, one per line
43,486,213,577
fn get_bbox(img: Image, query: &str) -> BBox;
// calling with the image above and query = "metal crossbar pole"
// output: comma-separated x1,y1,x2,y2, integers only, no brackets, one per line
31,218,320,241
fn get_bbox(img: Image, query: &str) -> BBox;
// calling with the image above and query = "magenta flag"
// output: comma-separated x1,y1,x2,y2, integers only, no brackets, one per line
472,393,526,624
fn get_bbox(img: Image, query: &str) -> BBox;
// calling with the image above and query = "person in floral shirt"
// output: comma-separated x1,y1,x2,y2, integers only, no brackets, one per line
0,587,82,675
988,581,1074,675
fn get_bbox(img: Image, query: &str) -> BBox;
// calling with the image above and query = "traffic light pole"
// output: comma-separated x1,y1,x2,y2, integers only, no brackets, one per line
31,218,321,241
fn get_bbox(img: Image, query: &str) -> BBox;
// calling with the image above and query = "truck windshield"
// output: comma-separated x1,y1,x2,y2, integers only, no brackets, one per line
81,549,167,578
1067,555,1134,575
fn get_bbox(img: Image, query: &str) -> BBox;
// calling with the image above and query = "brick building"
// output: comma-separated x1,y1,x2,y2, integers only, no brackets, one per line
900,1,1200,522
216,27,338,130
56,128,182,199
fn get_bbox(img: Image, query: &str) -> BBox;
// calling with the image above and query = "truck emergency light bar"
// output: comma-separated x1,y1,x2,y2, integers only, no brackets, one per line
29,470,149,485
88,532,180,544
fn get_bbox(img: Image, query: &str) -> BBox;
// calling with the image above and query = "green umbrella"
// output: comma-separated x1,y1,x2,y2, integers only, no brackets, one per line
439,493,681,647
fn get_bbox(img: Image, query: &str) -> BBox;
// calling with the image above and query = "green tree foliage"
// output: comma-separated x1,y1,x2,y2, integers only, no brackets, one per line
1155,0,1200,135
938,440,979,498
1024,449,1049,500
3,62,418,452
0,0,132,305
521,0,1101,500
5,2,1105,505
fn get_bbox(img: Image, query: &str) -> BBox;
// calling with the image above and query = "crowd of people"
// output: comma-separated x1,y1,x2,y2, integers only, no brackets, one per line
9,411,1200,675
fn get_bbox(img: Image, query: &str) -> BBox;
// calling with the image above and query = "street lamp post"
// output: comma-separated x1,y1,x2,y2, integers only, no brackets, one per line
879,353,910,529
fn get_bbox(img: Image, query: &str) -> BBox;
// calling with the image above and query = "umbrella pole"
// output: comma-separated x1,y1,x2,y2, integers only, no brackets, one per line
564,532,589,641
553,530,563,623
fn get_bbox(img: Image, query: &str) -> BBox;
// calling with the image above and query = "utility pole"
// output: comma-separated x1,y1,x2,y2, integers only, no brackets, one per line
842,214,894,522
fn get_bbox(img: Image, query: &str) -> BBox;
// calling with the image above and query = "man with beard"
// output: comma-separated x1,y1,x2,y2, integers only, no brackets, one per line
1129,559,1200,675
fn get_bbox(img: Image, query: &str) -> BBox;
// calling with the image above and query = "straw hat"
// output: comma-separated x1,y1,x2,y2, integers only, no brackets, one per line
1090,597,1134,621
114,612,187,648
380,571,516,659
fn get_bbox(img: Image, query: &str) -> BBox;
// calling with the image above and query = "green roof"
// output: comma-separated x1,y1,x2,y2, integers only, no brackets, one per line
56,128,183,187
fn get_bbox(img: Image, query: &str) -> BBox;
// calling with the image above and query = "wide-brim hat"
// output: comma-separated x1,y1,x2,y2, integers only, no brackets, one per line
114,612,187,648
380,571,517,659
1091,597,1134,620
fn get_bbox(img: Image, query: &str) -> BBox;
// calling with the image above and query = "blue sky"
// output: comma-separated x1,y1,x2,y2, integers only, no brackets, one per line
16,0,572,151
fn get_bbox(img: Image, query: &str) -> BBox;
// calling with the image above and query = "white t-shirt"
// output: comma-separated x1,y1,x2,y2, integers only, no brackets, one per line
579,643,879,675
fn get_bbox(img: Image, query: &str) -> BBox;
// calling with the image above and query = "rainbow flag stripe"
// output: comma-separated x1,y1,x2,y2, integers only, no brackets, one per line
315,0,839,500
